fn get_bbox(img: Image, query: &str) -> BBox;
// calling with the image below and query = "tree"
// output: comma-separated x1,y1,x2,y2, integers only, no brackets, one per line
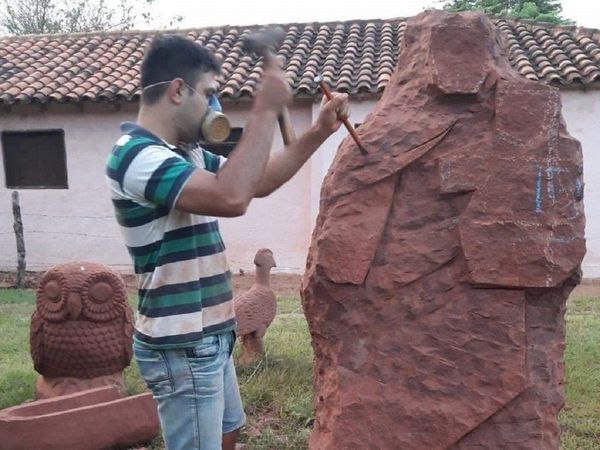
0,0,182,35
440,0,574,24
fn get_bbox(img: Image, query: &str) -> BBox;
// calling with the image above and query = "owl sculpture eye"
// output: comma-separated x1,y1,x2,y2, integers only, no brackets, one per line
36,273,68,321
81,273,124,321
44,280,61,302
89,282,114,303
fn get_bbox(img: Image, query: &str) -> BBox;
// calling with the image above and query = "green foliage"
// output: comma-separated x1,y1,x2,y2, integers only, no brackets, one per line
0,0,182,35
439,0,574,24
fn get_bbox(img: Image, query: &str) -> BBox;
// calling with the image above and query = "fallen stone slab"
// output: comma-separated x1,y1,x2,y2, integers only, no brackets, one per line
0,386,159,450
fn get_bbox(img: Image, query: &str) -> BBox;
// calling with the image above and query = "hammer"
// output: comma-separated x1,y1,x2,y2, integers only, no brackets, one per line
242,28,296,146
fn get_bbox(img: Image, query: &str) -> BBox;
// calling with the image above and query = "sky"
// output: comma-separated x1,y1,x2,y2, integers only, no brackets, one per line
144,0,600,30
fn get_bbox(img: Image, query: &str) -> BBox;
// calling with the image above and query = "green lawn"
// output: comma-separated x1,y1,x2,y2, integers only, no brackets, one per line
0,290,598,449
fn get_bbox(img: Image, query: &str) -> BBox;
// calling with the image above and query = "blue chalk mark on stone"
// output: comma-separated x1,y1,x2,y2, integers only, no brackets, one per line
545,166,564,204
535,166,543,213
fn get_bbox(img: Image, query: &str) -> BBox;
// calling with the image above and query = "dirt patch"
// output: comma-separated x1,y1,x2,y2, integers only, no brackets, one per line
0,270,42,289
232,272,301,298
2,269,597,300
0,270,303,299
571,280,600,298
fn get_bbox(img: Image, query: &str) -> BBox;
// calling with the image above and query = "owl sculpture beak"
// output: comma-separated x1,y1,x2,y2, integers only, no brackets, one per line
67,292,83,320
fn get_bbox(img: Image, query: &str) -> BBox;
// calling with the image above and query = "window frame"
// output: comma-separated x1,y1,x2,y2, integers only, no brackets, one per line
201,127,243,158
1,128,69,189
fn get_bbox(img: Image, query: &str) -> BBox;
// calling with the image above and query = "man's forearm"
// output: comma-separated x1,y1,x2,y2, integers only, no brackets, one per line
255,124,330,197
216,107,279,207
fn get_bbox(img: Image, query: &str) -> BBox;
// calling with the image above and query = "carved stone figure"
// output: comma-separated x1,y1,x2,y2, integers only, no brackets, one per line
30,261,133,398
234,249,277,365
302,10,585,449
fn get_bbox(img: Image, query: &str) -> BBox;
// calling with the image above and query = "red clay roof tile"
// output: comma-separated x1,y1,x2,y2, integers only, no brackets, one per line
0,17,599,105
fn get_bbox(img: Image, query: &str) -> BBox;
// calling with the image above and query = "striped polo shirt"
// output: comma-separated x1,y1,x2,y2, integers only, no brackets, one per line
105,123,235,349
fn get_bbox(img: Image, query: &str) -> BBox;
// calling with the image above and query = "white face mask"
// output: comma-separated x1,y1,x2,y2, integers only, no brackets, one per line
142,80,231,144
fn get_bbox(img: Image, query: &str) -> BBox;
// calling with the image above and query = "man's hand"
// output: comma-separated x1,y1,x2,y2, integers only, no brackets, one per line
253,67,293,114
314,93,350,137
253,91,351,198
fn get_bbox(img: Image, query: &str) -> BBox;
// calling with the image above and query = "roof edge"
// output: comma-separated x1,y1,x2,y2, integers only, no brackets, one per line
0,16,407,41
2,12,597,41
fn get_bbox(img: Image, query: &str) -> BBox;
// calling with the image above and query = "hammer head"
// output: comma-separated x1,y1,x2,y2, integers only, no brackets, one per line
241,27,286,57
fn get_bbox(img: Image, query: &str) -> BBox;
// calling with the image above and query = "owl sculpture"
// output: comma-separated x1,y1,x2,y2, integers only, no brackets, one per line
30,261,133,398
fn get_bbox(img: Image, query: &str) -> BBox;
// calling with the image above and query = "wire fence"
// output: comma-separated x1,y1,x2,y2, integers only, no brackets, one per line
0,212,115,219
0,211,121,240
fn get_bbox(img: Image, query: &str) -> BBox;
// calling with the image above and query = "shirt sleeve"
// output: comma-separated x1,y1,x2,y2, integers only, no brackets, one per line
202,149,227,174
122,145,195,209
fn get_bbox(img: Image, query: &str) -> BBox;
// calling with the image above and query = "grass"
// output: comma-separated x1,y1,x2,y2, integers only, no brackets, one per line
560,293,600,449
0,290,38,409
0,289,598,449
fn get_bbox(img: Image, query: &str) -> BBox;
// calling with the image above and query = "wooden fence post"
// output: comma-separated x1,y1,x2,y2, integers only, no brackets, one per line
12,191,26,288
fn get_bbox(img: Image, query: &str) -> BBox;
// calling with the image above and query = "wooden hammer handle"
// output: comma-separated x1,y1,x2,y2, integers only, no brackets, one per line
277,108,295,146
263,51,296,146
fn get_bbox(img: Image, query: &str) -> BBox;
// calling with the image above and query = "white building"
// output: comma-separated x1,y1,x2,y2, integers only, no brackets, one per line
1,17,599,278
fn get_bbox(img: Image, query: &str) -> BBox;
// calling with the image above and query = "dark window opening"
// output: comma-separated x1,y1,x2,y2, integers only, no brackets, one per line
202,128,243,158
2,129,68,189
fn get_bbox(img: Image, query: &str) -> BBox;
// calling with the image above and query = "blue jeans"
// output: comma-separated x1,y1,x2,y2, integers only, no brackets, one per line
133,331,246,450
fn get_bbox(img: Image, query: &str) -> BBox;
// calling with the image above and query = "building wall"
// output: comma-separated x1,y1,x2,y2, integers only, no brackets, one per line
0,100,315,274
0,104,133,272
218,101,314,272
561,90,600,278
1,89,599,278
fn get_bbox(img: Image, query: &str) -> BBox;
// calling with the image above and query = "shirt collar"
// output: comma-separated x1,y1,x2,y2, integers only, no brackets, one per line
120,122,189,155
120,122,169,145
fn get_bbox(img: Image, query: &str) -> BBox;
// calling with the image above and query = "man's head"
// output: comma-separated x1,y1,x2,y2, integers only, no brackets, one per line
140,35,221,143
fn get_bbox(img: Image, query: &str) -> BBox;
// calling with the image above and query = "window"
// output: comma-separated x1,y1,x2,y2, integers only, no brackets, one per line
2,129,68,189
202,128,243,158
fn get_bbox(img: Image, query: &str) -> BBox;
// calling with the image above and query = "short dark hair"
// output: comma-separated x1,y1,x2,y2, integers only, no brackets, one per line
140,34,221,105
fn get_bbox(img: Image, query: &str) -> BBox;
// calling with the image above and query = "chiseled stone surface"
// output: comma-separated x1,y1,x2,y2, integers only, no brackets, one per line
302,10,585,450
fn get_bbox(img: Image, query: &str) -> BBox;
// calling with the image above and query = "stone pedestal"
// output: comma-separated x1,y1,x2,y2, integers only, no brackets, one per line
35,373,126,399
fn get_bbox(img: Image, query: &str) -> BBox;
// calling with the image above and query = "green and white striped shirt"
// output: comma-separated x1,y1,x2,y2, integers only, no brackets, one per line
106,123,235,349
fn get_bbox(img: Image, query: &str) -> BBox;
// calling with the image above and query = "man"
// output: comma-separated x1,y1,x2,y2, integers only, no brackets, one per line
106,34,349,450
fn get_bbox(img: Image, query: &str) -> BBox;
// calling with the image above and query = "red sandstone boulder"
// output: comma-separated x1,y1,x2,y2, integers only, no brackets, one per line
302,10,585,450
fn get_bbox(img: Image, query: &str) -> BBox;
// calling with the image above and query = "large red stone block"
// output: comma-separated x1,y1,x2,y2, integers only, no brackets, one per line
302,10,585,450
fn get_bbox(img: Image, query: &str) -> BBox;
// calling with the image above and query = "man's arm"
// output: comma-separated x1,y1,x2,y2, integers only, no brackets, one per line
175,69,291,217
254,93,349,198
